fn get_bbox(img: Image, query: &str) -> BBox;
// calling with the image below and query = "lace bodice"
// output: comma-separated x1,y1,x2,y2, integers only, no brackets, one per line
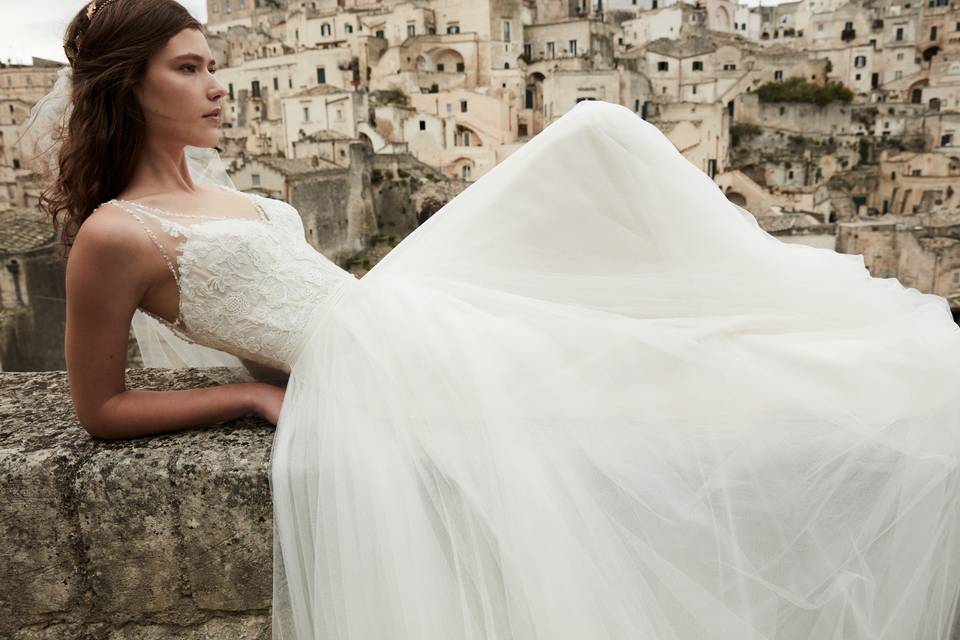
106,184,357,372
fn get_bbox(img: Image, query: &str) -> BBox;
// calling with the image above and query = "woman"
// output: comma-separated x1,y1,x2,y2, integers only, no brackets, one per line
28,0,960,637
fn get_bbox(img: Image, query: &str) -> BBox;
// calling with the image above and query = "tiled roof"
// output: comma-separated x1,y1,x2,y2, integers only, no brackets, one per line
298,128,353,141
288,84,350,98
646,36,717,57
255,155,341,175
0,207,55,253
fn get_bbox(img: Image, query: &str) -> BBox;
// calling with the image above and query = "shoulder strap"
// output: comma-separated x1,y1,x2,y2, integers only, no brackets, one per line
109,199,190,334
112,201,182,289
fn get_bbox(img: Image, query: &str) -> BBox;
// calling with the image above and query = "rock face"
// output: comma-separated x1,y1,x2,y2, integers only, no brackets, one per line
1,368,275,640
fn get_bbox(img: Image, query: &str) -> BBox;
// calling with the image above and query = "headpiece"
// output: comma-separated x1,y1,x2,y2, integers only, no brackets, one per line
71,0,120,61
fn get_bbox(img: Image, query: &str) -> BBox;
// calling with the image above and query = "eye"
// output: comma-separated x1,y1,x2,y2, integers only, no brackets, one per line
180,64,197,73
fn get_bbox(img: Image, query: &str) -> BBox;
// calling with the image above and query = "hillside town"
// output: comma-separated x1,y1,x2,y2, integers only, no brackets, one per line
0,0,958,370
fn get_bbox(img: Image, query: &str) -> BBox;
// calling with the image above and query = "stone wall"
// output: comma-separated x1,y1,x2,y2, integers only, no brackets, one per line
0,249,66,372
2,368,274,640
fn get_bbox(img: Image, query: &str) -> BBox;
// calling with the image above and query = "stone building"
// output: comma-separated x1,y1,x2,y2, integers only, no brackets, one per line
280,84,360,156
0,58,62,103
836,217,960,317
229,145,377,261
0,207,63,371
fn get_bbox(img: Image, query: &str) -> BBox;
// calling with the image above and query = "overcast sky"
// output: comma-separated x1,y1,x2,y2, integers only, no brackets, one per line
1,0,782,66
0,0,208,65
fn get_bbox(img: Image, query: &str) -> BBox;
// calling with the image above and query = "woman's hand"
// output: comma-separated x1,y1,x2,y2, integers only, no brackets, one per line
250,382,286,426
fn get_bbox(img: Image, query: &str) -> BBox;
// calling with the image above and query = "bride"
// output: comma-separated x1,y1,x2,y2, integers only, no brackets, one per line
25,0,960,638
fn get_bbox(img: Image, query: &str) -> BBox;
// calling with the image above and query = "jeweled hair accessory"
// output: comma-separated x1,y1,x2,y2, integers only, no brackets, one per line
72,0,119,57
85,0,118,20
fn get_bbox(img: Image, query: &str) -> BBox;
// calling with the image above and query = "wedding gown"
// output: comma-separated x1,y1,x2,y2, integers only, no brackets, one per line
110,99,960,639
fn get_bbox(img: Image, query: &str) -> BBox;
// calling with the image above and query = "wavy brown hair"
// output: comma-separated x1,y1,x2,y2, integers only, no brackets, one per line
36,0,202,258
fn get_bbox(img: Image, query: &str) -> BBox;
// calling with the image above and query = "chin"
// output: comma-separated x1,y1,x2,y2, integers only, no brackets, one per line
190,133,221,149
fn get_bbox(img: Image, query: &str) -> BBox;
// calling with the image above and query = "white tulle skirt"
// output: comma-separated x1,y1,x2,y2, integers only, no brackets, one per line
269,100,960,639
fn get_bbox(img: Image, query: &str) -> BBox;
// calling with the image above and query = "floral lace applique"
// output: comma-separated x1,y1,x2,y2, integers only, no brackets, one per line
108,190,355,370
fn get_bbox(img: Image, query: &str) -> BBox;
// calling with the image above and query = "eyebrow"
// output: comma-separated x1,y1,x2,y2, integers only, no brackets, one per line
170,53,216,65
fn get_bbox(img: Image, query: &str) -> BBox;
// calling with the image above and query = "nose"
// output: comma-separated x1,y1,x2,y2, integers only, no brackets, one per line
208,77,228,102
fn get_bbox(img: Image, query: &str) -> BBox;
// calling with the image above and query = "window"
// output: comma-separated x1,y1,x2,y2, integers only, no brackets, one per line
722,63,736,70
657,60,669,71
894,70,903,79
289,77,293,88
419,120,426,130
896,27,904,40
929,26,937,39
238,0,245,7
346,24,353,33
376,29,385,38
460,100,468,112
225,0,231,13
273,76,279,90
321,23,331,36
692,60,703,71
897,52,904,60
407,23,415,36
953,271,960,287
547,41,555,58
912,169,921,176
211,2,219,12
941,133,953,146
251,79,260,97
437,63,444,71
228,82,234,99
317,67,326,83
854,55,866,67
462,164,471,179
774,69,783,80
447,24,459,34
446,103,452,113
303,106,310,121
252,173,261,186
462,131,471,146
568,39,577,55
503,20,511,42
456,62,464,72
523,43,531,58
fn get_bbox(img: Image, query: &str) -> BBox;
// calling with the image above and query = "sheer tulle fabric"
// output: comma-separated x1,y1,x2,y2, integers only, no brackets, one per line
270,100,960,639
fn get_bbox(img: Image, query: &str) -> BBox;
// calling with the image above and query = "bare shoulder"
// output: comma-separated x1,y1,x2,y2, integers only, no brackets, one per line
67,203,154,293
71,202,152,263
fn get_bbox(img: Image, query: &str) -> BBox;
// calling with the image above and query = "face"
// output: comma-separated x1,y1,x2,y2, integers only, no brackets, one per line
135,28,226,148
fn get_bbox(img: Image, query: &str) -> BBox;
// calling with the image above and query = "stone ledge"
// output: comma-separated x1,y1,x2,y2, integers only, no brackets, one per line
1,369,274,640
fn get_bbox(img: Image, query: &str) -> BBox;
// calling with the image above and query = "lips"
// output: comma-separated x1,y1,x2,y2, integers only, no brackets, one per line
203,107,221,118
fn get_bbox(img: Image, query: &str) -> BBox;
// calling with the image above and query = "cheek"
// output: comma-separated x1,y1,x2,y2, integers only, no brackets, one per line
143,75,195,120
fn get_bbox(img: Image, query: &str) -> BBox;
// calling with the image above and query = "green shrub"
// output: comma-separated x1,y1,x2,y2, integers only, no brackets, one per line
756,77,853,106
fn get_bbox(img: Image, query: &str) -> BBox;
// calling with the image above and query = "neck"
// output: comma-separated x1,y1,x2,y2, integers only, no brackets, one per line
123,137,197,199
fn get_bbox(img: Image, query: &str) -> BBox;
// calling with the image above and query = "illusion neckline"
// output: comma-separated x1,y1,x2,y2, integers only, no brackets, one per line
109,183,272,225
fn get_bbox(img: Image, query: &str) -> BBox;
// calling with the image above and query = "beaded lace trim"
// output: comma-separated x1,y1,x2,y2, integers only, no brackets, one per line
106,184,272,342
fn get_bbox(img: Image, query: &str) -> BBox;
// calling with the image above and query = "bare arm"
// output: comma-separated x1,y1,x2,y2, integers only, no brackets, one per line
65,206,273,440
